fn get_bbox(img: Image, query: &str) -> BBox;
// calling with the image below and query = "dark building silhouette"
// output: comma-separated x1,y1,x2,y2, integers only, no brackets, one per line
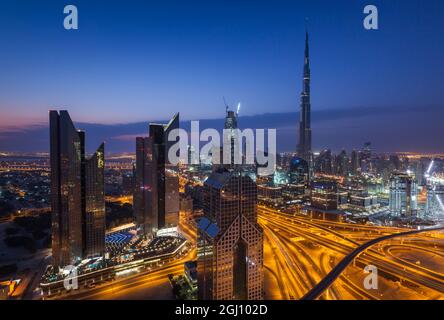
84,143,106,258
315,149,333,174
224,108,238,167
134,137,151,235
297,31,312,164
351,150,360,175
334,150,349,176
213,107,241,171
50,110,105,268
134,113,180,237
289,157,309,185
197,169,264,300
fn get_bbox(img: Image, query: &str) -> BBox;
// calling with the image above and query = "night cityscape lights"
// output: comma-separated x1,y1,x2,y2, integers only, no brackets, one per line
0,1,443,312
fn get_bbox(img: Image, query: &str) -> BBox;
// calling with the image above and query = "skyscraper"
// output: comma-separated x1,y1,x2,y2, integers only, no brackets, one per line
426,177,444,219
134,137,152,235
212,107,240,171
334,150,349,176
297,31,312,163
351,150,360,175
315,149,333,174
360,142,372,173
197,169,264,300
224,108,239,167
84,143,106,258
389,172,418,217
50,110,105,268
134,113,180,237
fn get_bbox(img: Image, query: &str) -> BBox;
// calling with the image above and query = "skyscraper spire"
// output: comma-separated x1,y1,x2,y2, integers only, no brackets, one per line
298,30,312,163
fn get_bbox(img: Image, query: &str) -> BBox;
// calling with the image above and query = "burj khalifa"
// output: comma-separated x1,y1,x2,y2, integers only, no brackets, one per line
297,31,312,163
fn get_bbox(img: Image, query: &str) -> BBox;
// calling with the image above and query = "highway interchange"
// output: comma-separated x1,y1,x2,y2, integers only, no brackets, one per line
259,205,444,300
49,206,444,300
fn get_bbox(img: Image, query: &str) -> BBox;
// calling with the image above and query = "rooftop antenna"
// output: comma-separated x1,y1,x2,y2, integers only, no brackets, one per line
223,96,229,113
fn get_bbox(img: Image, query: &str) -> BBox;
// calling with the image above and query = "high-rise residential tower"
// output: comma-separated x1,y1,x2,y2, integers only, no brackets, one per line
197,169,264,300
84,143,106,258
50,110,105,268
426,176,444,219
50,110,83,267
389,172,418,217
297,31,312,163
134,137,152,235
134,113,180,237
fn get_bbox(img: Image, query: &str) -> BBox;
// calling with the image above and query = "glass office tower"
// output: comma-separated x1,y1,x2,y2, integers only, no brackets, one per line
134,113,180,237
198,169,264,300
84,143,106,258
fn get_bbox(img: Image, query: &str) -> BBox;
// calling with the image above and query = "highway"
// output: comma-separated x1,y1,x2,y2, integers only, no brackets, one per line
258,205,444,300
43,204,444,300
53,212,197,300
66,262,184,300
301,225,444,300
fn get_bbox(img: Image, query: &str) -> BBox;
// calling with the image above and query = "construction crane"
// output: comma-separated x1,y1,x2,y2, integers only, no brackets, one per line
222,97,241,115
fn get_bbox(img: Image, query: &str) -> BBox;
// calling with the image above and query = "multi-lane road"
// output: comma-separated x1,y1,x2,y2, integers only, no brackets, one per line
302,224,444,300
258,205,444,300
51,213,197,300
45,205,444,300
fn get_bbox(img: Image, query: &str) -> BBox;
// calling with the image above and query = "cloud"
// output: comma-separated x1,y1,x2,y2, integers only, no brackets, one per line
0,105,443,153
111,133,148,141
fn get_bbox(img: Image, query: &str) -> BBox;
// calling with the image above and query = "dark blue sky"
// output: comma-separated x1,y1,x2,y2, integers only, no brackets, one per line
0,0,443,153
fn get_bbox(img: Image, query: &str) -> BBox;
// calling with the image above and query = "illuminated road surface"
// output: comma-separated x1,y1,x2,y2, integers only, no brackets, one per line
258,206,444,300
52,205,444,300
61,215,197,300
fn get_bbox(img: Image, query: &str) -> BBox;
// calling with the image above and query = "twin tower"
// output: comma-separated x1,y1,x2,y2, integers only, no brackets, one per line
50,110,181,268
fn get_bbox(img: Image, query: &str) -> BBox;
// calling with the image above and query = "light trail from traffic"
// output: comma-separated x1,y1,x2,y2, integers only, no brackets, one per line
258,205,444,300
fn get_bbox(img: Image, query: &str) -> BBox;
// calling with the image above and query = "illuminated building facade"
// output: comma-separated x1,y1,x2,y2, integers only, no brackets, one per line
348,193,378,211
425,176,444,218
50,110,105,267
198,169,264,300
257,184,283,206
389,172,418,217
310,179,339,211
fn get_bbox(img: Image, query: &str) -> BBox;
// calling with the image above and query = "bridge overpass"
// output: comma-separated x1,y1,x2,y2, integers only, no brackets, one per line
302,225,444,300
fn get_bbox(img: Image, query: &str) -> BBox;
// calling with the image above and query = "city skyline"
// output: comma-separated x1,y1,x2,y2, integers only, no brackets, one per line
2,104,444,154
1,1,444,305
1,0,444,154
